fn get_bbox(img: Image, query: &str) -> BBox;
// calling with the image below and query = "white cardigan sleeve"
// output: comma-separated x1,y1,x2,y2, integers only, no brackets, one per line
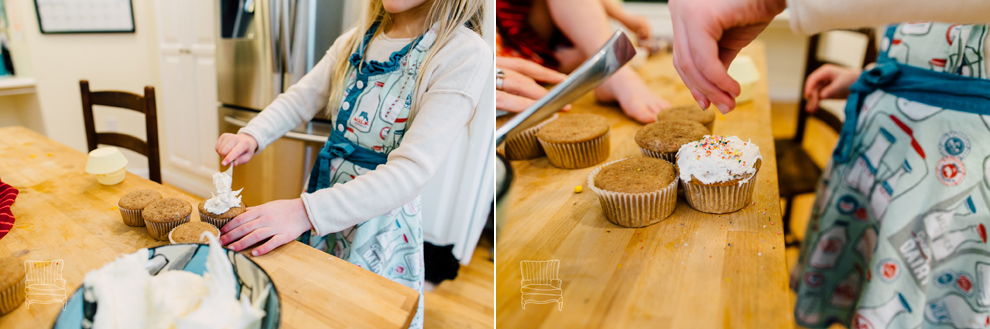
300,28,493,236
787,0,990,35
238,29,357,152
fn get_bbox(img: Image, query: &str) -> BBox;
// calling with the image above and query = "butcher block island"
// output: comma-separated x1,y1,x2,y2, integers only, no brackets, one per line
0,126,419,329
496,43,794,328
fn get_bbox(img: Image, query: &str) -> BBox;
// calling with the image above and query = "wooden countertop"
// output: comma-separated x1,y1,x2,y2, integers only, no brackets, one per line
496,42,794,328
0,126,419,329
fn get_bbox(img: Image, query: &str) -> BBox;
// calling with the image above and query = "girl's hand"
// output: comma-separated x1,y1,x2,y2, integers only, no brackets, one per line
219,198,313,256
496,56,571,113
668,0,787,113
803,64,860,113
216,133,259,167
621,14,652,40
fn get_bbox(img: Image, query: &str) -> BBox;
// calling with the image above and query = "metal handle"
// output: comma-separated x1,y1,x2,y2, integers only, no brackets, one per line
269,0,282,75
223,115,329,143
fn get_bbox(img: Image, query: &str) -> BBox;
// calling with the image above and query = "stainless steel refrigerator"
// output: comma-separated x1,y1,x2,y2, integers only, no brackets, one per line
215,0,344,206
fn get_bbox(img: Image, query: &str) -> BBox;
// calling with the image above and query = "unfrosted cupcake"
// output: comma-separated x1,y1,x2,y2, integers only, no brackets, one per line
198,200,245,230
118,189,162,227
676,135,762,213
588,157,678,227
142,197,192,241
499,114,559,160
635,120,708,163
0,256,25,315
656,105,716,131
536,113,610,169
169,221,221,244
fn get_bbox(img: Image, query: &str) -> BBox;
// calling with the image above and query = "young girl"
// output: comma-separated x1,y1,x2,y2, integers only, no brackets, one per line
213,0,490,327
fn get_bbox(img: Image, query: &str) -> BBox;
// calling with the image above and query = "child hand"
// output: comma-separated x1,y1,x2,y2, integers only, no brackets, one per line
803,64,860,113
216,133,258,167
496,57,572,113
621,14,652,40
219,198,313,256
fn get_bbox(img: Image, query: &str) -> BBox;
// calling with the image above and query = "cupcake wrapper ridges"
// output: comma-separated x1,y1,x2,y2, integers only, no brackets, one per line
587,158,679,227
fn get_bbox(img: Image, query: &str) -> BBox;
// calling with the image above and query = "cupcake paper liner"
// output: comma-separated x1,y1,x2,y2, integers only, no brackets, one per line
0,277,25,315
681,171,759,214
539,130,611,169
587,159,679,227
145,214,191,241
199,211,234,231
639,147,677,163
501,114,559,160
118,201,146,227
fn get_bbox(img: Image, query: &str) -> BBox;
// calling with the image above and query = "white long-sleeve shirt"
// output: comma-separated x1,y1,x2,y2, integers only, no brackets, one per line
787,0,990,35
239,27,493,236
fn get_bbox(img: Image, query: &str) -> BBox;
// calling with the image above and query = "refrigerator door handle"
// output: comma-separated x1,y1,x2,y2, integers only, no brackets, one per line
223,115,329,143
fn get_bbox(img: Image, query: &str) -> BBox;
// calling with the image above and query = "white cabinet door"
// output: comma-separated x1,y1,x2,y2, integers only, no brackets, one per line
155,0,218,180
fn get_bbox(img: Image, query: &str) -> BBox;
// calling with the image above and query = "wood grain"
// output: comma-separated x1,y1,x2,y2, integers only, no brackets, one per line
495,42,794,328
0,126,419,329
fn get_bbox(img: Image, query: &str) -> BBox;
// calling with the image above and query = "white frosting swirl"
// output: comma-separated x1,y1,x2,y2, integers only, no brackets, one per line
205,166,243,215
676,135,762,185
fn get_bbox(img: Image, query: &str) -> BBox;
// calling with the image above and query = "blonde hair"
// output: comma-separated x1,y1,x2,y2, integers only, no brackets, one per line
326,0,485,119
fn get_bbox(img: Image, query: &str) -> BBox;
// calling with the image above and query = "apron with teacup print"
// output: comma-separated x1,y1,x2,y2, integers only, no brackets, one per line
791,23,990,329
299,22,436,329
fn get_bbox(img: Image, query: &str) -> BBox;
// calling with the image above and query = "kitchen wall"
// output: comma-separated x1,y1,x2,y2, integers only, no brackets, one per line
3,0,162,179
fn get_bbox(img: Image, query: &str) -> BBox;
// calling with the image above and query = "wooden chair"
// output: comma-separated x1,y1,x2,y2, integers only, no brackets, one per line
520,259,563,311
80,80,161,183
777,29,877,247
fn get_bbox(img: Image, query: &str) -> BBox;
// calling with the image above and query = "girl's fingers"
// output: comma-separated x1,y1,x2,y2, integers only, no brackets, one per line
683,24,737,110
220,207,260,235
495,91,536,113
222,213,268,243
498,57,567,83
250,233,290,256
504,70,552,100
216,134,233,155
228,227,274,252
222,142,248,167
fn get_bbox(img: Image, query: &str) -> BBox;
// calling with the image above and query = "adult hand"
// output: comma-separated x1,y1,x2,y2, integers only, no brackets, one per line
804,64,860,113
219,198,313,256
216,133,258,167
496,56,570,113
668,0,787,114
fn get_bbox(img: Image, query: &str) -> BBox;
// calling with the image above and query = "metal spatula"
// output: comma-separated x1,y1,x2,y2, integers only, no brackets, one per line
495,30,637,145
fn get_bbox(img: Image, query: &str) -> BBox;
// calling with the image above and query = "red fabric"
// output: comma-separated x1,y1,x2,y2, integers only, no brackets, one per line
0,178,17,241
496,0,566,69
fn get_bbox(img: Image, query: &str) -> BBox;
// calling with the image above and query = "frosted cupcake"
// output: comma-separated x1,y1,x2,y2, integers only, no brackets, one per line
499,114,559,160
198,166,245,229
142,197,192,241
0,256,25,315
536,113,611,169
118,189,162,227
656,105,716,131
676,135,762,213
588,157,678,227
635,120,708,163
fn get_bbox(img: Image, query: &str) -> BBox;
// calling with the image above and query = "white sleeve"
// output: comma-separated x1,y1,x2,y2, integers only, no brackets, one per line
787,0,990,35
299,29,493,236
238,28,357,152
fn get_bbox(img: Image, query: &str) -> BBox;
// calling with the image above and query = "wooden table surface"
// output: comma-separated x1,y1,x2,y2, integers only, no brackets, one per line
0,126,419,329
496,42,794,328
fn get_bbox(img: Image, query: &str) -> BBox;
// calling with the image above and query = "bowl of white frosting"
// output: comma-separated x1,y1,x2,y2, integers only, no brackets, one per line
52,234,280,329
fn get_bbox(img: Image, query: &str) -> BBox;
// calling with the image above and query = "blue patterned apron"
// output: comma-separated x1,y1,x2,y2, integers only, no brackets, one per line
792,23,990,329
299,23,436,329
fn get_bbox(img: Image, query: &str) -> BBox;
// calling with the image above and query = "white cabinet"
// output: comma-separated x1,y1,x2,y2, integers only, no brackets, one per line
154,0,219,182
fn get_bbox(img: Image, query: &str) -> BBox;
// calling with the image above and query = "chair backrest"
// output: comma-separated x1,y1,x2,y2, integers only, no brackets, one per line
24,260,64,285
80,80,162,183
520,260,559,284
794,28,878,142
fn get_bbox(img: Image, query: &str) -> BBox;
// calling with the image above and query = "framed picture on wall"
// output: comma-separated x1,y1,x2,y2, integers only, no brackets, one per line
34,0,135,34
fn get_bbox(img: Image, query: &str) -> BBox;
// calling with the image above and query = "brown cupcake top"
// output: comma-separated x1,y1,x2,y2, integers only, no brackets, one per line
635,120,709,153
594,157,675,193
142,197,192,223
198,200,246,219
0,256,25,289
656,105,716,126
536,113,610,143
119,189,163,210
171,221,220,244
